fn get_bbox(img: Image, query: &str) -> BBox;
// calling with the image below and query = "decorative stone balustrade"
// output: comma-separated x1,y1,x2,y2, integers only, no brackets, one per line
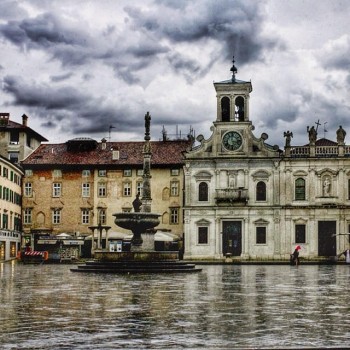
215,188,248,205
289,145,350,158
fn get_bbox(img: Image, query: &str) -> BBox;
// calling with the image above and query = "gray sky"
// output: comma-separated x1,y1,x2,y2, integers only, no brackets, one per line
1,0,349,147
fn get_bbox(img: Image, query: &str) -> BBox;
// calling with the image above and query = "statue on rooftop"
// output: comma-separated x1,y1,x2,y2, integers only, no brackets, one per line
307,126,317,144
284,131,293,147
336,125,346,144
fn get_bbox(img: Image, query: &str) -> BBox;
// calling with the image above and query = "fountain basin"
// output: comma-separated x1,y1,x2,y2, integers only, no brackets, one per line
113,212,160,247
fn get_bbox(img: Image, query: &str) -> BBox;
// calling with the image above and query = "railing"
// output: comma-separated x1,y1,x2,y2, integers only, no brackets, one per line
289,145,349,158
290,146,309,157
215,188,248,204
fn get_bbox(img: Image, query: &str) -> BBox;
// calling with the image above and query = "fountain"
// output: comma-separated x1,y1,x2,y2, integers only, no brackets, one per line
71,112,201,273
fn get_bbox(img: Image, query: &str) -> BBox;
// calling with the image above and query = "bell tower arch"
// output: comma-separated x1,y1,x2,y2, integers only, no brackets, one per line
215,57,252,123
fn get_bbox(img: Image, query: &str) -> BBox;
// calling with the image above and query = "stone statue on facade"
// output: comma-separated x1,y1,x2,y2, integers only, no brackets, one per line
323,177,331,197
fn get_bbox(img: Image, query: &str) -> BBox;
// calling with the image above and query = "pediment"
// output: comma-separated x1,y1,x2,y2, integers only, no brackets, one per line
252,170,270,179
194,171,212,179
195,219,211,225
253,218,269,225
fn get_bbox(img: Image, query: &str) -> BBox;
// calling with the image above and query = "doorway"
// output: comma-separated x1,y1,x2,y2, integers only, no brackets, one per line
318,221,336,257
222,221,242,256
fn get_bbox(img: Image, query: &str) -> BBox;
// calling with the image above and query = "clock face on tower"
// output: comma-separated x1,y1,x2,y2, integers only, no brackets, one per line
222,131,242,151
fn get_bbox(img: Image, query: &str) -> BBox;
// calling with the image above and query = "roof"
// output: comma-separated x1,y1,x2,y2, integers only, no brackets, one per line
214,78,251,85
21,139,191,167
0,118,48,142
302,138,338,147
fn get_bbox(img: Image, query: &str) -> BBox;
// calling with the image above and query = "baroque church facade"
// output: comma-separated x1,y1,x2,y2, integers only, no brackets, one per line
183,61,350,261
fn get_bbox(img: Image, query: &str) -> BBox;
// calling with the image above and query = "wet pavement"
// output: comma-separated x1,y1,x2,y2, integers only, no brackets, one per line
1,261,350,349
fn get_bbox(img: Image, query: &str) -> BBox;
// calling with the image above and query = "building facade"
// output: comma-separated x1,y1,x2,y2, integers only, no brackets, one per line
21,137,190,250
0,155,23,261
183,64,350,261
0,113,47,261
0,113,47,163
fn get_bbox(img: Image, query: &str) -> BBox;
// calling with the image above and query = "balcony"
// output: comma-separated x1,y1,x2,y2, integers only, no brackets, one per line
215,188,248,206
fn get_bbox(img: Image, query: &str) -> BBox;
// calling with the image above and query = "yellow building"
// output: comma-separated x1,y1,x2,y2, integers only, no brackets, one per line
0,155,23,261
21,137,190,252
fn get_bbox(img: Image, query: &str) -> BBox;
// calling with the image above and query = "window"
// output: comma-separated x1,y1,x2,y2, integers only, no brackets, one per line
170,181,179,196
10,130,19,144
3,167,8,178
52,183,61,197
256,227,266,244
82,170,90,177
25,169,33,177
24,183,32,197
9,152,19,163
170,208,179,224
10,242,16,258
98,170,106,177
137,181,143,196
171,169,179,176
24,208,32,224
99,209,106,225
123,182,131,196
198,227,208,244
256,181,266,201
2,214,8,229
82,209,90,224
221,96,230,121
123,169,132,177
82,183,90,197
295,224,306,244
137,169,143,176
52,209,61,224
295,178,305,200
198,182,208,201
98,182,106,197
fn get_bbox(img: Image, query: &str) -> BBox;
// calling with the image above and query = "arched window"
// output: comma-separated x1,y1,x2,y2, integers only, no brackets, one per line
235,96,245,121
295,178,305,200
198,182,208,201
221,97,230,121
256,181,266,201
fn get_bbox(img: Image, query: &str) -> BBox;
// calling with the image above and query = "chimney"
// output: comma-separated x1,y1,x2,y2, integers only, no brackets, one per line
101,138,107,150
22,114,28,127
0,113,10,126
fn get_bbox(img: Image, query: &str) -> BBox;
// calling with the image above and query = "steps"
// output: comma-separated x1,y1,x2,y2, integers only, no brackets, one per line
70,260,202,273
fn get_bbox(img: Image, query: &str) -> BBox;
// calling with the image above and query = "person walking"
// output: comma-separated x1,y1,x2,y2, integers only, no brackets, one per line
290,245,301,266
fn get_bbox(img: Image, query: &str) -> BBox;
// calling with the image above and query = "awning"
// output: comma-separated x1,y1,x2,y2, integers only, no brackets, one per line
63,240,85,246
155,231,180,242
37,239,57,244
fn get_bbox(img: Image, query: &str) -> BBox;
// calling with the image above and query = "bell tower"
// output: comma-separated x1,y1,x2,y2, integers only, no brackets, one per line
214,57,252,123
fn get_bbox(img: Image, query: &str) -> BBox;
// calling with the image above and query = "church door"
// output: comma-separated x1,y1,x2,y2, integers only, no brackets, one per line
318,221,336,257
222,221,242,256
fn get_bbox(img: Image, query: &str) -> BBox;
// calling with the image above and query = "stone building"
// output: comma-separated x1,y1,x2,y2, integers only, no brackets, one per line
0,155,23,261
183,61,350,261
21,137,190,248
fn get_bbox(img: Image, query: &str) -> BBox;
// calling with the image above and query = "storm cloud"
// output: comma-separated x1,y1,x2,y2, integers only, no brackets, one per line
0,0,349,146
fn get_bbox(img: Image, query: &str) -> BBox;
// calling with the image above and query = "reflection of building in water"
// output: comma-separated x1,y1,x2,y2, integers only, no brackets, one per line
183,60,350,261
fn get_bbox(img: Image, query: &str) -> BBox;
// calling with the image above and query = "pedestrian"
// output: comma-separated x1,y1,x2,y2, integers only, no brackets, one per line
290,245,301,266
339,249,350,264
